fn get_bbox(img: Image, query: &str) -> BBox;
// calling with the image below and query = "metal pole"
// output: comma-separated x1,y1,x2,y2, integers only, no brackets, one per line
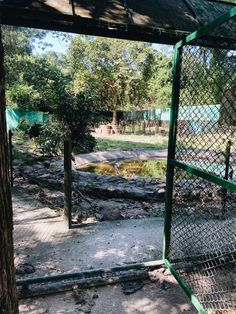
64,139,72,228
163,46,183,260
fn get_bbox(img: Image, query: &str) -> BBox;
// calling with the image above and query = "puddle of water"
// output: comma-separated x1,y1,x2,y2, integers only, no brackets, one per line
79,159,167,178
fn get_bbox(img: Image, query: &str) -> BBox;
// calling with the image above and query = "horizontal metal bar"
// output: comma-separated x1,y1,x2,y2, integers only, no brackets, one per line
164,259,207,314
16,260,164,286
170,159,236,192
176,6,236,48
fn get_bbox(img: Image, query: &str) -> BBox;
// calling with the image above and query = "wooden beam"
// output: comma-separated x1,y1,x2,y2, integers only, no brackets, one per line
0,25,18,314
1,5,235,48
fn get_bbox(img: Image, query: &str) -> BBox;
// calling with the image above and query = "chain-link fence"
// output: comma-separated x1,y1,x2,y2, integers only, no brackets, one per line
164,8,236,314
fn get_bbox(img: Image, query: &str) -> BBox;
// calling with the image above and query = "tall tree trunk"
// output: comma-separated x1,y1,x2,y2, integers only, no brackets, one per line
112,88,118,125
0,26,19,314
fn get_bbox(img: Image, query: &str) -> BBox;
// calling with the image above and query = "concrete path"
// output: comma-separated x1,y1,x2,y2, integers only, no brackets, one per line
13,187,164,276
19,282,196,314
13,188,196,313
74,149,167,168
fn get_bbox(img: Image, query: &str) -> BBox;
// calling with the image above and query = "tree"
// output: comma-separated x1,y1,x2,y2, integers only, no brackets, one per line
37,91,99,154
0,26,19,314
2,26,48,89
67,37,156,123
3,27,69,111
147,53,172,108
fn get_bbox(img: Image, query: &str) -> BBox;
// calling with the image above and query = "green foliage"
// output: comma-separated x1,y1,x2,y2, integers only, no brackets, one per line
147,54,173,108
7,83,40,109
37,92,99,155
3,26,47,90
54,92,99,153
3,27,69,111
67,37,172,120
7,54,68,111
180,48,235,106
36,117,70,155
16,118,30,134
4,28,173,113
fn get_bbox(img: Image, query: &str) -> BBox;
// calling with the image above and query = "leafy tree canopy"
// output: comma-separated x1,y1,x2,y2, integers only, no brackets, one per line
3,28,173,120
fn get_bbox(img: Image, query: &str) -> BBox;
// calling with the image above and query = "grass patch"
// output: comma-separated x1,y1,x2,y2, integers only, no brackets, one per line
12,130,46,165
95,134,168,151
13,147,46,165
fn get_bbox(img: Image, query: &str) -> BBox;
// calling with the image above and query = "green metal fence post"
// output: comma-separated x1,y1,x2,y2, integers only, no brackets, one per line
163,46,182,260
64,139,72,229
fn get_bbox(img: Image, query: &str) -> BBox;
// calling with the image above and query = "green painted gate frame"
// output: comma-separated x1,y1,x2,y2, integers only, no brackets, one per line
163,6,236,314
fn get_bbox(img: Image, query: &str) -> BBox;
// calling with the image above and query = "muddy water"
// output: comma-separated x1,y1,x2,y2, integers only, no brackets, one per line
79,159,167,178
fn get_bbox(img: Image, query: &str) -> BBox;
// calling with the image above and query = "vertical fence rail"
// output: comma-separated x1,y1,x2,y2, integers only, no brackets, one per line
64,139,72,229
163,46,182,259
163,7,236,314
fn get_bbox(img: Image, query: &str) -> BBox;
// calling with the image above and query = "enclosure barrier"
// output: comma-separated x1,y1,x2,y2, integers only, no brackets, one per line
164,7,236,314
16,8,236,310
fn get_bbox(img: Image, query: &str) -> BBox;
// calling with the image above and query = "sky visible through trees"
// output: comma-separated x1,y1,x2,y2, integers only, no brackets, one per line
33,31,173,57
3,27,174,116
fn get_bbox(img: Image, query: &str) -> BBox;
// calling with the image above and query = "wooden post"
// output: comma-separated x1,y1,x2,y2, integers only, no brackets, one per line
0,26,19,314
132,121,135,134
155,121,159,135
143,121,146,135
9,130,14,187
221,139,232,216
64,139,72,228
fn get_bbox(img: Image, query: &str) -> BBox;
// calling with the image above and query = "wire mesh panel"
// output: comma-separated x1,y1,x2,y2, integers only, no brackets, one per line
176,46,236,182
169,168,236,313
164,8,236,314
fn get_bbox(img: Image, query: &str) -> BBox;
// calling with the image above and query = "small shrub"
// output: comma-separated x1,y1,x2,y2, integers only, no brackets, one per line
36,117,70,155
17,118,30,134
55,92,99,153
36,91,100,155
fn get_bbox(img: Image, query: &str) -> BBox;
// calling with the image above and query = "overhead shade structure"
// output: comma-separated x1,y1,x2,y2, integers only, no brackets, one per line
0,0,235,45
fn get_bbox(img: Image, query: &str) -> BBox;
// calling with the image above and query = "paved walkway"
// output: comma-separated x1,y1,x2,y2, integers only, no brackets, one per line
13,187,164,277
13,188,195,314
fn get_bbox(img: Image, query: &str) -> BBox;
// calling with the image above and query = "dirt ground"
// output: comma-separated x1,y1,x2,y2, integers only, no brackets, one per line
13,187,196,313
19,279,196,314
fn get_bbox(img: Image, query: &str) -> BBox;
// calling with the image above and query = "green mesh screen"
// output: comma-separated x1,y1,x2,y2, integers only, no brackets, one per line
6,109,49,130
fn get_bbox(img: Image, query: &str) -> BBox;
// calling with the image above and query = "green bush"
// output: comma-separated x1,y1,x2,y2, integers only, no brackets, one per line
37,92,100,155
36,117,70,155
55,92,99,153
